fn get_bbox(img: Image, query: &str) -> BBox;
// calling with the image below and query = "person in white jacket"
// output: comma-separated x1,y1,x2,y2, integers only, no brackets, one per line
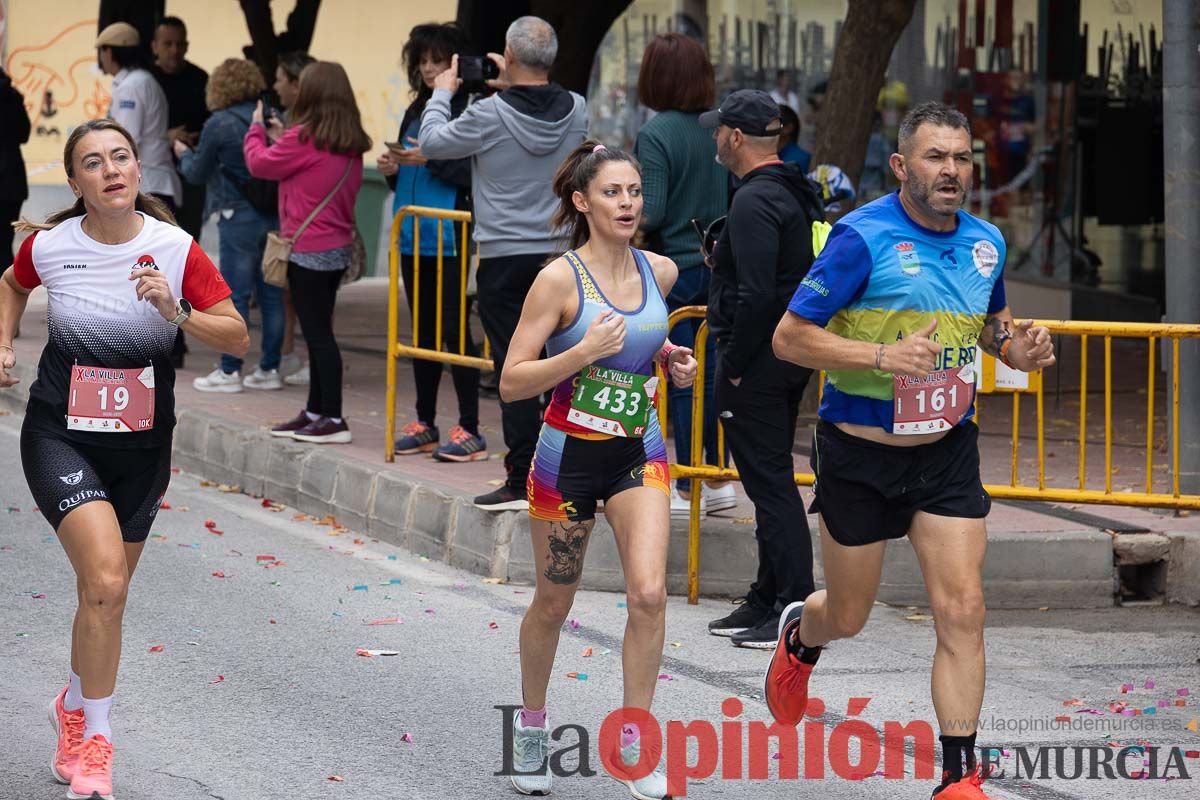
95,23,181,212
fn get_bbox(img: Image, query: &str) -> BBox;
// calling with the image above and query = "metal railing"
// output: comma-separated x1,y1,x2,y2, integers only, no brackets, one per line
385,206,492,462
660,308,1200,603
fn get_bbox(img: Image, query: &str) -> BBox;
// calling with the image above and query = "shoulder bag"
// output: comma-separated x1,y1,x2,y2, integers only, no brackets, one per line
262,159,354,288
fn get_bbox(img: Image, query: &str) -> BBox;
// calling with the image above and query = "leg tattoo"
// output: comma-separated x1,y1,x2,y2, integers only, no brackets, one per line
544,521,592,585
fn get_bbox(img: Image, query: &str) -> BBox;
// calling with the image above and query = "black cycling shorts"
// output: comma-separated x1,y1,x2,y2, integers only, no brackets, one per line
21,423,173,543
527,425,670,523
808,419,991,547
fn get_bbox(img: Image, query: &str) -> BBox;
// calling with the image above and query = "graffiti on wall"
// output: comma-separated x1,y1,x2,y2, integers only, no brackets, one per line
5,18,110,178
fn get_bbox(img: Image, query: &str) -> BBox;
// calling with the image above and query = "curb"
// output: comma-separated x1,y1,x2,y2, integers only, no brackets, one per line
5,360,1192,607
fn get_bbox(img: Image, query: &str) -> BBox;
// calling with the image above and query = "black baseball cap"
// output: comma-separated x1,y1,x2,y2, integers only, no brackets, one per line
698,90,783,136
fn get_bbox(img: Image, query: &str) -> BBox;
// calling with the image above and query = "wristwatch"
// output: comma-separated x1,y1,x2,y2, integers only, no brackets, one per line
169,298,192,327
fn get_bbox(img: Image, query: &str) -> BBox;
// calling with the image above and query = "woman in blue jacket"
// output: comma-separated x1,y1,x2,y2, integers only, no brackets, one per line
175,58,284,393
379,22,483,463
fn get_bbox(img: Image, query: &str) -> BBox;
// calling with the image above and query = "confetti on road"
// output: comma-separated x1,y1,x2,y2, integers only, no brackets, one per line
658,673,674,681
365,618,402,626
149,645,164,653
327,775,344,782
568,619,580,629
356,648,400,657
616,601,626,608
211,571,226,578
488,621,499,629
400,733,414,743
1178,688,1191,697
566,672,588,681
204,519,224,535
211,675,225,684
582,647,593,657
352,584,368,591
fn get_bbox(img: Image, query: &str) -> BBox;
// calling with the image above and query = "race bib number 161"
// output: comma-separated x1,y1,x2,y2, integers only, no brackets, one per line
892,364,974,435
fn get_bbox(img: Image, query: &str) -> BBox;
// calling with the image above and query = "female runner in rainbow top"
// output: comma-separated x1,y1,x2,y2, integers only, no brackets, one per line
499,141,697,800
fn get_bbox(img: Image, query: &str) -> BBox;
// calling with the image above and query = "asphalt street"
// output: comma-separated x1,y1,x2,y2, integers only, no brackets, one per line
1,411,1198,800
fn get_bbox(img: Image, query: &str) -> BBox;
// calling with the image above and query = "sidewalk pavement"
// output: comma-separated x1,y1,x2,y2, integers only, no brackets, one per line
4,277,1198,608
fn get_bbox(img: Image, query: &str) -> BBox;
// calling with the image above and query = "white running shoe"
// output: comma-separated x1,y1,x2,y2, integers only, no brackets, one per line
670,484,706,520
243,367,283,390
277,353,302,378
702,482,738,514
510,713,553,795
193,368,243,393
284,364,310,386
612,735,670,799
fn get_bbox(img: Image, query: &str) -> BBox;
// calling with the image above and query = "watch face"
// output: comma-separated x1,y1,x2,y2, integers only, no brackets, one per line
178,298,192,314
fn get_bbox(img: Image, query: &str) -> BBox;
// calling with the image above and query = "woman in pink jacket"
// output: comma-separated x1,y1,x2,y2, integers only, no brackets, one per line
244,61,370,443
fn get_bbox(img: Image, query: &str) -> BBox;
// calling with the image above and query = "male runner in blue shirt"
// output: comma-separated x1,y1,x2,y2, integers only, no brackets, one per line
766,102,1056,800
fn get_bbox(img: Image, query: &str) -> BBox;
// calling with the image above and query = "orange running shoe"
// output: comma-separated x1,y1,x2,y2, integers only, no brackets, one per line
934,766,997,799
763,601,821,725
68,734,114,800
48,685,85,784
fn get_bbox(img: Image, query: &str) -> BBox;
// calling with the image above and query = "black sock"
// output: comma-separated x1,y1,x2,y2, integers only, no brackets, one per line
786,630,823,664
938,733,977,785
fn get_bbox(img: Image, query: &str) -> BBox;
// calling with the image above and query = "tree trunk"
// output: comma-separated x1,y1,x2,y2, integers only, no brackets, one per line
238,0,322,87
812,0,916,191
455,0,632,95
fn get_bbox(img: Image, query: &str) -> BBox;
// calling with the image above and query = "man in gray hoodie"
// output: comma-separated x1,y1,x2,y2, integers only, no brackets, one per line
421,16,588,511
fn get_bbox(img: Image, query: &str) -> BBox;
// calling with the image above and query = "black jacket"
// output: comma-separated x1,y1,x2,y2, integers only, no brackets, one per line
0,69,31,204
707,162,824,379
385,90,472,205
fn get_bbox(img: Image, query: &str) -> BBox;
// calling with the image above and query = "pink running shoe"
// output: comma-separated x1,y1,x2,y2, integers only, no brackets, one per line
68,734,114,800
48,685,85,784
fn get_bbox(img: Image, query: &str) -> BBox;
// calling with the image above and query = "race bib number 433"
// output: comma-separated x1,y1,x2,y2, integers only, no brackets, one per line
892,365,974,435
567,365,658,438
67,366,156,433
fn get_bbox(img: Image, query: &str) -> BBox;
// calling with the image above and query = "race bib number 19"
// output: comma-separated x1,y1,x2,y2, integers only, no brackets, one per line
892,364,974,435
567,365,658,438
67,366,156,433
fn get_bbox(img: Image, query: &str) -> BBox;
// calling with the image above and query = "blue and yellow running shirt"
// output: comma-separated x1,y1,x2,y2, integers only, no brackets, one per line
787,192,1008,432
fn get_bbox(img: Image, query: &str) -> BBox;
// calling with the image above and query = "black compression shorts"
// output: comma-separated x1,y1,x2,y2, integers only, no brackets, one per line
21,421,173,543
808,419,991,547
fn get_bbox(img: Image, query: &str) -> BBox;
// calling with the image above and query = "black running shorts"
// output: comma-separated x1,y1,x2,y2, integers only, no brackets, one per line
21,422,173,543
527,425,670,523
808,419,991,547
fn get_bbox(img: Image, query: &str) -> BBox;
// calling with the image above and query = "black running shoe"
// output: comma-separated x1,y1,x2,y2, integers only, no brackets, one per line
707,598,768,637
473,484,529,512
732,613,783,649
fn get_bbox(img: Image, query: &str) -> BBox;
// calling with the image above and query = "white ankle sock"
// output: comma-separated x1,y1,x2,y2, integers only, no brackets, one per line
64,670,84,711
81,695,113,741
330,417,343,425
305,411,320,421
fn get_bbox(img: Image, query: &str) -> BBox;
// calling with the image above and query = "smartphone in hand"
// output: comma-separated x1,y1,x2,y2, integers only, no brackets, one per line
258,90,274,122
458,55,500,91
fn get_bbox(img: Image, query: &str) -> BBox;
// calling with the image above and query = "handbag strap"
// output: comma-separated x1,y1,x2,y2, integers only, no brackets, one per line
290,158,354,241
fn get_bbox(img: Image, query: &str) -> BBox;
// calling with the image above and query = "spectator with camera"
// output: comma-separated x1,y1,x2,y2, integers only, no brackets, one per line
379,22,483,463
419,15,587,511
175,59,284,394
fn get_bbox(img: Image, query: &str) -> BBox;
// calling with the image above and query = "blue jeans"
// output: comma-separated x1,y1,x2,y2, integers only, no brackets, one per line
217,208,283,374
666,265,724,479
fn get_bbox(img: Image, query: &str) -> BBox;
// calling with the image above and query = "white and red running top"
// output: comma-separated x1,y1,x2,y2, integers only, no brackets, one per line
13,213,231,448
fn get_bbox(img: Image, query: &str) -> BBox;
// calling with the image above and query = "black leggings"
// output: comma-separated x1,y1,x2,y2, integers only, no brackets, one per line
400,251,480,432
288,262,344,418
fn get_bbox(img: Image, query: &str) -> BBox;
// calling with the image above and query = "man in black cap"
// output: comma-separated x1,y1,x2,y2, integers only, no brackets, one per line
700,89,826,648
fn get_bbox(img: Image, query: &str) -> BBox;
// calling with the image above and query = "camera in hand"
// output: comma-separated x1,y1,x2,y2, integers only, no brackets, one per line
458,55,499,91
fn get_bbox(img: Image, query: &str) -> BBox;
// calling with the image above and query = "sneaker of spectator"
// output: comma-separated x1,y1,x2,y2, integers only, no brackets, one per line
284,364,310,385
243,367,283,390
194,368,243,393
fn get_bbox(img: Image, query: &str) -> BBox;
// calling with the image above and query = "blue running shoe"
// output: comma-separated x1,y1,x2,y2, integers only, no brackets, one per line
394,421,439,455
432,425,488,462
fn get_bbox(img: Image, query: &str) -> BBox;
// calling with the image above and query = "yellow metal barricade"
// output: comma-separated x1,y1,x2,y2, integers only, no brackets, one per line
385,206,493,462
659,310,1200,603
